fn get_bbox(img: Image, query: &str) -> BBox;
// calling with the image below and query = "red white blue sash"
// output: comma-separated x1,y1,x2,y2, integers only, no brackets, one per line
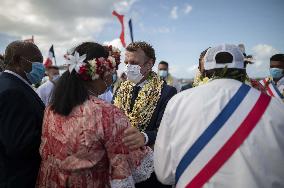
175,84,271,188
259,79,283,99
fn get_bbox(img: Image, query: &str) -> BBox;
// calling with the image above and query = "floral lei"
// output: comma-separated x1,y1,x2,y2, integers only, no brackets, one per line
66,46,121,81
192,66,247,87
192,70,213,87
114,71,164,131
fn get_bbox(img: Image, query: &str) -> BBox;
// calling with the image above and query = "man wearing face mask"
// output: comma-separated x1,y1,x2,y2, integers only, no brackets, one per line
114,41,177,187
0,41,45,187
259,54,284,100
37,66,60,106
158,61,181,92
270,54,284,96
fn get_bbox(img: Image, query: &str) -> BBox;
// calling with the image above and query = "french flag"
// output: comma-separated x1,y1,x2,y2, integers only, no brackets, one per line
112,10,126,47
44,45,55,68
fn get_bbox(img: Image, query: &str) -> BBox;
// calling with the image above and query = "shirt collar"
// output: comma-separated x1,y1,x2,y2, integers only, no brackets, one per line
137,80,148,87
4,70,32,88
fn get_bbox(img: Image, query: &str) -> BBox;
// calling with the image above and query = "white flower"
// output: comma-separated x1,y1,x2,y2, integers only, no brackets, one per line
66,51,87,73
108,56,116,66
112,46,121,53
89,59,97,67
92,74,99,80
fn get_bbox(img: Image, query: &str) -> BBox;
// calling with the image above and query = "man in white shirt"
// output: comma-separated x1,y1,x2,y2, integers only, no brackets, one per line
154,44,284,188
37,66,60,106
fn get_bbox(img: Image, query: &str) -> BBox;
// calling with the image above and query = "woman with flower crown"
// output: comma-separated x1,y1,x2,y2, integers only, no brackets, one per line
36,42,153,188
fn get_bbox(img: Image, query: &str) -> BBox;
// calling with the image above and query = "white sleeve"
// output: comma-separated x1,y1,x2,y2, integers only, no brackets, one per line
154,103,175,185
173,78,182,92
36,86,47,106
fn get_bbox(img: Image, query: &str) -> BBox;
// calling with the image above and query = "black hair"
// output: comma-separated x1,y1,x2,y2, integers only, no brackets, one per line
199,47,210,76
0,55,5,71
204,51,246,82
270,54,284,62
50,42,108,116
159,61,169,68
4,41,43,65
205,68,247,82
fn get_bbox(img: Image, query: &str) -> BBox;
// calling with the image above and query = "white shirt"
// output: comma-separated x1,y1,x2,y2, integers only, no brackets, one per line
277,77,284,94
36,80,54,106
98,89,113,103
138,79,148,87
154,79,284,188
165,74,181,92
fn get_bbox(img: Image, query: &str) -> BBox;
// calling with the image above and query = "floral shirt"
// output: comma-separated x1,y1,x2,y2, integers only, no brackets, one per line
36,96,153,188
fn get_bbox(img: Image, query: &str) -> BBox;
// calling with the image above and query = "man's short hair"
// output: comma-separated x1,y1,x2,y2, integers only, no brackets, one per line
126,41,156,62
4,41,43,65
270,54,284,62
159,61,168,68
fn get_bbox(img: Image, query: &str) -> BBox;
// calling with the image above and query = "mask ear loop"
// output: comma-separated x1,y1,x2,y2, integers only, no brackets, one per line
16,56,31,74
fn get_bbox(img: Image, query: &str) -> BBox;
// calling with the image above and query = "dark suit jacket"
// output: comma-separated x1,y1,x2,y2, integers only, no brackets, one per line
143,83,177,146
0,72,45,188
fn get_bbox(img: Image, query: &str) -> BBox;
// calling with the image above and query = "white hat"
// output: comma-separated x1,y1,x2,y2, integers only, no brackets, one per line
204,44,245,70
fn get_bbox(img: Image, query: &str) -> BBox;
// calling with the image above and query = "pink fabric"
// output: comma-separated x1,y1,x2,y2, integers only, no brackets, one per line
36,97,151,188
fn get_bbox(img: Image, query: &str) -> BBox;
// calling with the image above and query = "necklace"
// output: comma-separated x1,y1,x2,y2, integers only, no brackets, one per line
114,71,164,131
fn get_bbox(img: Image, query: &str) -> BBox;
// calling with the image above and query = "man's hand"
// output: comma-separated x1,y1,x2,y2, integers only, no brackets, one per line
122,126,145,150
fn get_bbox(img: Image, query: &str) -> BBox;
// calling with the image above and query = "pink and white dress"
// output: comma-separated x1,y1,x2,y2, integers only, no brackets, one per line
36,96,153,188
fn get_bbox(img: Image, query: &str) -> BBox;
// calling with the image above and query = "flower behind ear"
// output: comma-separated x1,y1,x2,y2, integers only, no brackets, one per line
67,51,86,73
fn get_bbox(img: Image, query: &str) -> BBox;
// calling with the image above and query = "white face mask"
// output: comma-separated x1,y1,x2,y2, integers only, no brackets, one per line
125,64,144,84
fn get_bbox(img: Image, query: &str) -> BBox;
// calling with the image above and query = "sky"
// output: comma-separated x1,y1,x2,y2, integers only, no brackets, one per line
0,0,283,79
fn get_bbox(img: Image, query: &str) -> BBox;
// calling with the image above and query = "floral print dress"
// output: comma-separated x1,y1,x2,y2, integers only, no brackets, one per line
36,96,153,188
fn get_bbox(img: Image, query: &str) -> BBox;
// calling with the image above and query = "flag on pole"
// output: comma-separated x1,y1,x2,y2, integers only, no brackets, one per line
112,10,126,47
23,35,34,43
44,45,56,68
128,19,134,43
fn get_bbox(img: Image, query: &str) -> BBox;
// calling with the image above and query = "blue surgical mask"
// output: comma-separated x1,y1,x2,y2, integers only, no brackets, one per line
270,68,284,79
52,74,60,82
112,74,117,83
159,70,168,78
25,62,45,84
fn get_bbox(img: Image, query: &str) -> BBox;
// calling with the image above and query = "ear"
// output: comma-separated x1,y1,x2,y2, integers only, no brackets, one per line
148,59,154,68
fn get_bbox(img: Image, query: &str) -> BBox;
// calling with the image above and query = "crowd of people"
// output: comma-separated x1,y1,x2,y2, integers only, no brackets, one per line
0,40,283,188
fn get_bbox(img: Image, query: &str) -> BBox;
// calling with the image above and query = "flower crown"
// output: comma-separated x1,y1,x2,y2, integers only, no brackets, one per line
66,48,120,81
105,45,121,67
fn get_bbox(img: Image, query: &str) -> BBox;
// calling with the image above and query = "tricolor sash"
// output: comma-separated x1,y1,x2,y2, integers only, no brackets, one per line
175,84,271,188
259,78,284,99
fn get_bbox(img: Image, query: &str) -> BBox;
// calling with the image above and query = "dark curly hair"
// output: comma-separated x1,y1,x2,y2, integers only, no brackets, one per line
126,41,156,63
